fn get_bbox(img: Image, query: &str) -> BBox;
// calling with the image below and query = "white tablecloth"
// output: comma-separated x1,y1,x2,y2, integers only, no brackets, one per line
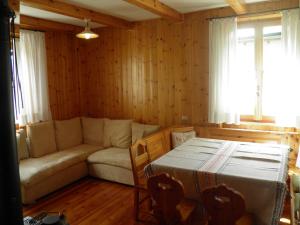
145,138,289,225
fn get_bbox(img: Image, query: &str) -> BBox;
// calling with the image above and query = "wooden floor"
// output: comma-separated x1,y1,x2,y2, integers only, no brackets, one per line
23,178,142,225
23,177,291,225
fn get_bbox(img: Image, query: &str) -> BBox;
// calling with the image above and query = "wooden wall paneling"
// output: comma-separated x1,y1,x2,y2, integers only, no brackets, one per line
77,0,298,128
113,29,123,118
133,23,142,122
191,19,203,125
111,29,117,118
105,29,113,118
182,18,192,125
173,21,184,125
121,29,130,119
100,30,108,117
150,22,159,124
46,31,81,120
85,29,104,118
151,22,158,124
110,29,118,118
141,22,149,123
81,16,210,126
155,20,164,125
76,39,88,117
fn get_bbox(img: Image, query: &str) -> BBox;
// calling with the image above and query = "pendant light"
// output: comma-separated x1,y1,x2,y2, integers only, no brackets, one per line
76,19,99,40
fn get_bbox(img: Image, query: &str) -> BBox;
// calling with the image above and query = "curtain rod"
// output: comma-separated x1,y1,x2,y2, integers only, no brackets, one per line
206,6,299,20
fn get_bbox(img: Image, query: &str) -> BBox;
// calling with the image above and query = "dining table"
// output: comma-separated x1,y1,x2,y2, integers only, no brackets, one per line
144,137,290,225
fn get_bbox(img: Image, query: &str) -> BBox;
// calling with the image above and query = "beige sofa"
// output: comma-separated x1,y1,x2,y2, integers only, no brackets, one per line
16,117,159,204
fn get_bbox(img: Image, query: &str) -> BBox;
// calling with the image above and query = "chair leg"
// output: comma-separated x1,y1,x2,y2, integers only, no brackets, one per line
147,197,152,211
134,188,140,221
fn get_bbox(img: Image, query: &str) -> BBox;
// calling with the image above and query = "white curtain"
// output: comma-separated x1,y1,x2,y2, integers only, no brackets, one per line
18,29,51,125
276,9,300,127
208,17,239,124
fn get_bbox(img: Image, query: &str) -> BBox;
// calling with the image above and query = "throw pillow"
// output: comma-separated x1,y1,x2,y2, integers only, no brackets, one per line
171,131,196,148
27,121,57,157
103,119,132,148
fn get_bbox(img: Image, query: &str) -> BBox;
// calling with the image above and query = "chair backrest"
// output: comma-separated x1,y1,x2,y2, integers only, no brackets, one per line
129,140,150,188
145,132,168,162
202,184,246,225
147,173,184,225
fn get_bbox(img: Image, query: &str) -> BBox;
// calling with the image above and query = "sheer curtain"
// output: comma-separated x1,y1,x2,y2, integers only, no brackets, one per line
18,30,51,125
208,17,240,124
276,9,300,127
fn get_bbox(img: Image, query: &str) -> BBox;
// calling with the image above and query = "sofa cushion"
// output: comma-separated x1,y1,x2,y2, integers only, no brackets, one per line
19,144,102,187
27,121,57,158
132,122,160,144
87,147,132,170
81,117,105,146
16,129,29,161
55,117,83,150
103,119,132,148
144,124,160,136
132,122,145,144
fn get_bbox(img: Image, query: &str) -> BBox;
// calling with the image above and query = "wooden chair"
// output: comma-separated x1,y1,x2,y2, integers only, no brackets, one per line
147,173,197,225
129,139,152,221
146,132,169,162
201,184,253,225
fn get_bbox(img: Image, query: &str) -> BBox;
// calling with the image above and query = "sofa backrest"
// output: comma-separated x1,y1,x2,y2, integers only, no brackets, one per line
26,121,57,157
131,122,160,144
103,119,132,148
23,117,160,159
81,117,105,146
54,117,83,150
16,128,29,161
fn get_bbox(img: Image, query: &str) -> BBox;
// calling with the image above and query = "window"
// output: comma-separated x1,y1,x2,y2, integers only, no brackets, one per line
236,20,282,123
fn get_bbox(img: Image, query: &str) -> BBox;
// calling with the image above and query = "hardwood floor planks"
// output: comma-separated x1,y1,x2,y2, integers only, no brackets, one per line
23,178,142,225
23,177,290,225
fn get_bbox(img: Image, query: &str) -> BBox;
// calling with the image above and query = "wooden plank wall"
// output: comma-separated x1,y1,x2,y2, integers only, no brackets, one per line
43,0,299,129
81,0,299,127
83,16,208,126
45,31,87,120
25,0,300,165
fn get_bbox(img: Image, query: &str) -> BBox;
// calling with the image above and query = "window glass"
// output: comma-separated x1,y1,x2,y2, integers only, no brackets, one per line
236,28,256,115
262,25,282,116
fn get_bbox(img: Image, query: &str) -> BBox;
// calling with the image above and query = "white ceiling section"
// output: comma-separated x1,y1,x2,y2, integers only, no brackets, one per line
160,0,227,13
65,0,160,21
21,0,272,27
20,5,103,28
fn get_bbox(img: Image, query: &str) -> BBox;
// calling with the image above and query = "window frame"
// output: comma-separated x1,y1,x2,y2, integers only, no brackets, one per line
238,18,281,123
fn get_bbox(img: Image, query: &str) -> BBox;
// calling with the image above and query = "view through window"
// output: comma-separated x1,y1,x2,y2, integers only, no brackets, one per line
236,20,282,122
